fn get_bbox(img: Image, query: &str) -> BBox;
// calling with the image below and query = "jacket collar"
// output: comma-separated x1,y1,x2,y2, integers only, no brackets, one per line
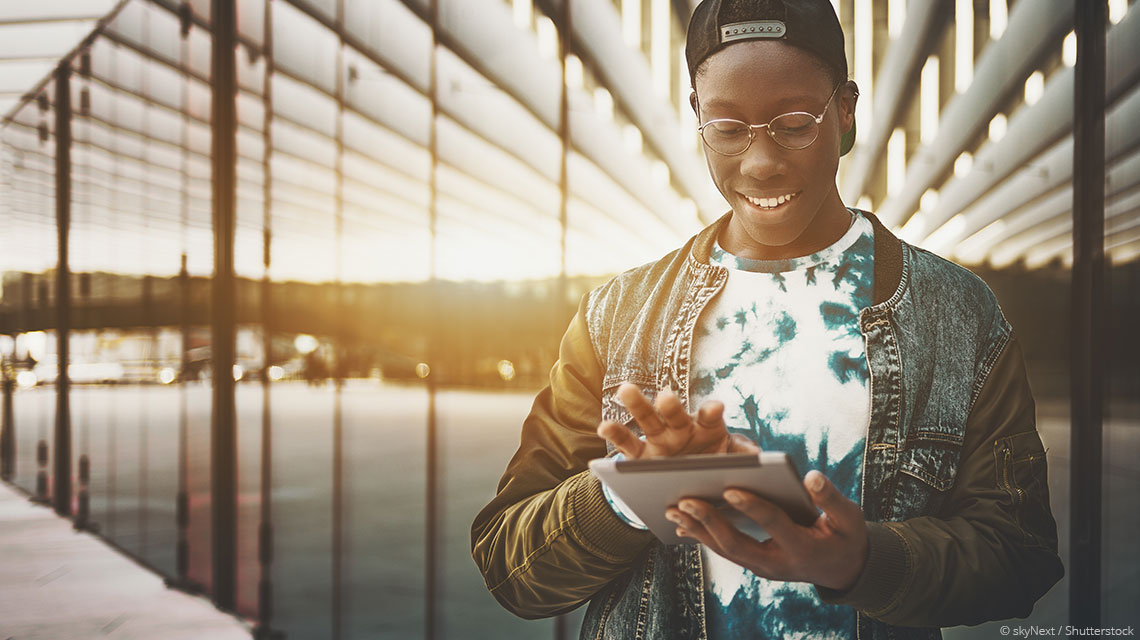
688,208,903,306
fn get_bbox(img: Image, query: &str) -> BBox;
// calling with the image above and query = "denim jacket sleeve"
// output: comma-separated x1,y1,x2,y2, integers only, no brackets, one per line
817,333,1065,626
470,293,656,619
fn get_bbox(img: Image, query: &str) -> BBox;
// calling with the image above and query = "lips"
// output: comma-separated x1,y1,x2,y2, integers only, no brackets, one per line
743,191,800,210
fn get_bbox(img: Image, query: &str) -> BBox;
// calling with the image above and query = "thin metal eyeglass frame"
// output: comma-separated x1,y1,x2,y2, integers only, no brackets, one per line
696,82,843,156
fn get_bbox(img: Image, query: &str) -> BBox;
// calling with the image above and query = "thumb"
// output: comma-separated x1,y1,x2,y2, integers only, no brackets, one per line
804,470,860,527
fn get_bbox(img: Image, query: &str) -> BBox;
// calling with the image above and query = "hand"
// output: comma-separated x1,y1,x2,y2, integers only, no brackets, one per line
596,383,760,459
664,470,869,591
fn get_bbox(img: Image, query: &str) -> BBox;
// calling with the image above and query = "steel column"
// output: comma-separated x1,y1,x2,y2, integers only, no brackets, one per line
210,0,239,612
52,62,73,518
1,362,13,481
426,0,441,637
1069,0,1107,627
254,0,280,637
556,3,572,639
332,2,347,637
172,0,194,593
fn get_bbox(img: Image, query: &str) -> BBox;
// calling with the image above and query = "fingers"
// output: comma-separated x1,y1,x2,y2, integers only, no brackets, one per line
695,400,726,431
597,420,645,458
803,470,863,530
617,383,666,437
655,389,691,431
665,505,707,540
674,497,773,561
722,489,803,547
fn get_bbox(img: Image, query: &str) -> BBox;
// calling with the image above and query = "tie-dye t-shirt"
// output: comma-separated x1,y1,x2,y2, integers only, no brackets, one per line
694,209,874,640
598,210,876,636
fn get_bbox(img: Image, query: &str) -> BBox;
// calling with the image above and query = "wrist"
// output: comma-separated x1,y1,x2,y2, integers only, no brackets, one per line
815,522,909,614
829,526,870,591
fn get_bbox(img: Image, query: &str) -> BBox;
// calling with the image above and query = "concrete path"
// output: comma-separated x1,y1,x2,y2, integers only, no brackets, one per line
0,481,251,640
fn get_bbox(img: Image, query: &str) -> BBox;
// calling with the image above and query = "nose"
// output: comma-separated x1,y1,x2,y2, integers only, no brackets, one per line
737,131,787,182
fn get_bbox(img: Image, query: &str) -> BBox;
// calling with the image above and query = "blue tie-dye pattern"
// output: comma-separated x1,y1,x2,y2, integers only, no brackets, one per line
706,580,856,640
695,212,875,640
829,350,868,384
819,301,857,330
771,272,788,292
775,312,796,343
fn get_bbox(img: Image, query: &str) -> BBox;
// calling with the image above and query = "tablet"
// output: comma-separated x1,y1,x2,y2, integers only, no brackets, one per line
589,452,819,545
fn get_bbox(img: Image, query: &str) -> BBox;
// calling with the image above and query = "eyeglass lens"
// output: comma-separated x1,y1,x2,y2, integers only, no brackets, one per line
701,112,819,155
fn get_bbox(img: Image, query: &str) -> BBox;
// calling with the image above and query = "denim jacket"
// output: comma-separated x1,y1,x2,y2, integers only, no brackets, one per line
471,210,1063,640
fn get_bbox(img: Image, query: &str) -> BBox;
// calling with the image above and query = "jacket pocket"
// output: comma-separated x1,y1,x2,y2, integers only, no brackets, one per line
893,430,964,518
994,429,1055,548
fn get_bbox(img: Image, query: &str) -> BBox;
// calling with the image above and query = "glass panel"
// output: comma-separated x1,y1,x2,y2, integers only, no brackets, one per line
1104,258,1139,621
438,389,560,639
186,381,214,592
272,1,338,96
342,382,428,638
235,368,264,618
270,383,335,637
237,0,266,47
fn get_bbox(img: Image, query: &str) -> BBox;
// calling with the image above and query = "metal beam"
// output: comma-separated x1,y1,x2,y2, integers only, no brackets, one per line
1014,189,1140,267
332,2,347,637
566,0,721,221
254,0,278,634
922,80,1140,258
875,0,1075,228
425,0,441,637
988,180,1140,268
209,0,238,613
52,61,73,518
919,3,1140,241
840,0,948,203
971,147,1140,266
556,4,572,636
1070,0,1106,626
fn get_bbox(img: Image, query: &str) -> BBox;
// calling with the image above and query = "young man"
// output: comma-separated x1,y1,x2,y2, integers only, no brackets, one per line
471,1,1063,638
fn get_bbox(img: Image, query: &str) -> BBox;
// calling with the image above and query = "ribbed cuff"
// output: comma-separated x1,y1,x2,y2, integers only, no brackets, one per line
816,522,910,615
567,470,655,561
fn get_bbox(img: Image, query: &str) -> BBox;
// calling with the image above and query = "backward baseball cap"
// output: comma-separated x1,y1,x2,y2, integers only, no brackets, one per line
685,0,857,156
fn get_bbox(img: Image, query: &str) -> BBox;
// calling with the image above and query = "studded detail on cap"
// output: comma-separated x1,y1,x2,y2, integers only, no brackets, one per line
720,21,787,43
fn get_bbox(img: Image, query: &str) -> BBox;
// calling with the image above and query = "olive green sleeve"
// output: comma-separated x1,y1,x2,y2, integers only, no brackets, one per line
817,334,1064,626
470,294,655,619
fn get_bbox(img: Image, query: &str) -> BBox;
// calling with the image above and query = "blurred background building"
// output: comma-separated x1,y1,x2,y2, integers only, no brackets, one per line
0,0,1136,638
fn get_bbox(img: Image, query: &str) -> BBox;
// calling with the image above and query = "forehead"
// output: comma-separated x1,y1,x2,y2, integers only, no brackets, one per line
695,40,834,109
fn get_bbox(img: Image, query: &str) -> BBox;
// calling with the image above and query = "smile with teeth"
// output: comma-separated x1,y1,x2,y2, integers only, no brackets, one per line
745,192,799,209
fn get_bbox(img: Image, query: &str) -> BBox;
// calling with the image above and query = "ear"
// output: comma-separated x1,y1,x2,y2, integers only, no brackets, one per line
839,80,859,133
689,91,700,117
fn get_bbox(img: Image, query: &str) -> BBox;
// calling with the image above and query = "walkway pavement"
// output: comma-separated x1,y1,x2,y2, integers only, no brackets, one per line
0,481,251,640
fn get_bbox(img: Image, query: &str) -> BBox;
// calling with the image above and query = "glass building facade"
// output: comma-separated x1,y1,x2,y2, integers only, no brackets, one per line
0,0,1137,638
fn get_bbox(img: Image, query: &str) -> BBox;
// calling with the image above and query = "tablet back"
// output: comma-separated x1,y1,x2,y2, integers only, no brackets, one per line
589,452,818,545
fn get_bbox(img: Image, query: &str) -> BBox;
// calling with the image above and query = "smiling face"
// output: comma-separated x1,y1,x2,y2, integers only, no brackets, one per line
693,40,856,261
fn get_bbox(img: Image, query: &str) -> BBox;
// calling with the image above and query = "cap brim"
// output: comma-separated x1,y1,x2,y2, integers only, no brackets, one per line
840,117,856,156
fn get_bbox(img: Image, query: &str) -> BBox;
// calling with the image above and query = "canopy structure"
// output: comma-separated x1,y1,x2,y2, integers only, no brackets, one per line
1,0,1136,292
0,1,123,117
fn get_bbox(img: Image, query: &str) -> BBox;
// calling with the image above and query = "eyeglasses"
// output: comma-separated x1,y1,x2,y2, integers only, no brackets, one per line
697,83,843,156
